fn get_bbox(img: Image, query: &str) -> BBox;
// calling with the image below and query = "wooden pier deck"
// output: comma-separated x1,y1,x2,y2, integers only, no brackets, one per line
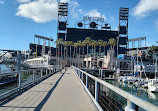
0,68,96,111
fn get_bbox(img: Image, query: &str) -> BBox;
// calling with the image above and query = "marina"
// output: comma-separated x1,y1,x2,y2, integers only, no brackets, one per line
1,0,158,111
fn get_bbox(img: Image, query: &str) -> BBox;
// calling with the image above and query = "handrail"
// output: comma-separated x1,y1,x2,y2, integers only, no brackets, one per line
73,66,158,111
0,65,63,102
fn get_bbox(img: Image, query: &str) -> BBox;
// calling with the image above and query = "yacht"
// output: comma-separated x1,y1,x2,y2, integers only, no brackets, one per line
148,78,158,92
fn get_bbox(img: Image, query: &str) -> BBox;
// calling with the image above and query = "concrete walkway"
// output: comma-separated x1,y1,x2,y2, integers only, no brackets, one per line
0,68,96,111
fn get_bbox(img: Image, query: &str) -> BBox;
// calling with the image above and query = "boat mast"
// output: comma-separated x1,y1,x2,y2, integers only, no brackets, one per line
155,56,157,79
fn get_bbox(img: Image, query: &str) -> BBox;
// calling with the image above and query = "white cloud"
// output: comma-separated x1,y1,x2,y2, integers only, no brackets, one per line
17,0,30,3
60,0,70,3
133,0,158,18
15,0,106,23
85,9,107,20
69,1,79,18
16,0,58,23
0,0,4,4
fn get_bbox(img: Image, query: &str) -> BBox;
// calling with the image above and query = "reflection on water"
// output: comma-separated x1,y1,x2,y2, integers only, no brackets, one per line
0,64,11,72
106,80,158,106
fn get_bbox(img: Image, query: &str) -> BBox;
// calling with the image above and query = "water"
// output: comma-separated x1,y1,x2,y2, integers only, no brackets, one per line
0,64,33,95
0,64,11,72
106,80,158,106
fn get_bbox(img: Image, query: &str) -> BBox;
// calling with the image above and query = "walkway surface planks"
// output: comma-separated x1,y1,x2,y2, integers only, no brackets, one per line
0,68,96,111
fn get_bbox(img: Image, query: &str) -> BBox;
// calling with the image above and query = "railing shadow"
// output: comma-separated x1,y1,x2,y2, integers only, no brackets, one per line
34,70,66,111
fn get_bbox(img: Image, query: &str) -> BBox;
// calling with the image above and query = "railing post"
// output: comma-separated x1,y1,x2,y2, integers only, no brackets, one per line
49,68,51,75
52,67,54,74
125,100,138,111
17,51,21,90
81,72,83,81
80,71,81,79
101,69,103,79
33,70,36,82
41,69,43,80
46,68,48,76
54,67,56,72
18,71,22,90
95,80,99,102
86,75,89,88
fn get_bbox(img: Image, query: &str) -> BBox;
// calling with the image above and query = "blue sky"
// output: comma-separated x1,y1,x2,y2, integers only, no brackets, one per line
0,0,158,50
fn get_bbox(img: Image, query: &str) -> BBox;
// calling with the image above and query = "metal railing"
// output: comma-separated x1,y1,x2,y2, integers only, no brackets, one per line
0,65,63,103
73,66,158,111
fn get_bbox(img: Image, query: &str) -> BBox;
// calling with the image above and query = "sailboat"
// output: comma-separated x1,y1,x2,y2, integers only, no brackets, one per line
148,56,158,92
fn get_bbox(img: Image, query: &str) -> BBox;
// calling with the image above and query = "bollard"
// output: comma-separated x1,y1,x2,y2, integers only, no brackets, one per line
125,100,138,111
95,80,99,102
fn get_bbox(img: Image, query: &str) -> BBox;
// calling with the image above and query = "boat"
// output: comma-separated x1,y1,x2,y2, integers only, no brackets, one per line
148,79,158,92
0,74,18,86
134,78,149,87
117,76,124,81
122,76,139,83
26,55,51,68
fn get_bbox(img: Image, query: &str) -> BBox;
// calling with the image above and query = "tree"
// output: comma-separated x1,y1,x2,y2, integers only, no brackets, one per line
64,41,69,65
108,38,116,69
81,41,86,67
150,45,157,65
83,37,91,68
58,38,63,65
68,41,73,66
63,41,66,66
83,37,91,55
108,38,116,50
102,41,108,56
91,40,98,68
55,39,60,65
98,39,103,57
72,42,77,66
77,40,82,68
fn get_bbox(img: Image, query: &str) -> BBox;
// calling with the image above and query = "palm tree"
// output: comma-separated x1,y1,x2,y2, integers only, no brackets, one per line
98,39,103,57
77,40,82,68
55,39,59,65
83,37,91,55
58,38,63,65
81,41,86,67
68,41,73,66
63,41,66,66
91,40,98,68
83,37,91,68
108,38,116,69
150,45,157,65
90,40,95,54
102,41,108,56
72,42,77,66
65,41,69,65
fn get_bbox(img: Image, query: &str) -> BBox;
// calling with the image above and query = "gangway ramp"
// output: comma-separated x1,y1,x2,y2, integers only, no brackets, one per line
0,68,96,111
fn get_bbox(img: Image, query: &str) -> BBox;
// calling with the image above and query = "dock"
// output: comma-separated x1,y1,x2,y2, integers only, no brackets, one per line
0,66,158,111
0,68,96,111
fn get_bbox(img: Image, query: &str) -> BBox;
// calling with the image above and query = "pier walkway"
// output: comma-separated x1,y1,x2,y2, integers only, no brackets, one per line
0,68,96,111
